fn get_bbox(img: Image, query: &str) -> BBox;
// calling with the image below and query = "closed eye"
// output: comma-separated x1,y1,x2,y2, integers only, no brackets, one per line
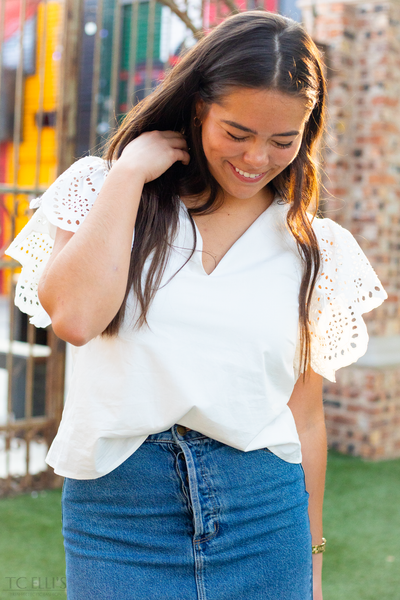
228,129,295,149
274,141,294,149
227,132,248,142
227,131,294,148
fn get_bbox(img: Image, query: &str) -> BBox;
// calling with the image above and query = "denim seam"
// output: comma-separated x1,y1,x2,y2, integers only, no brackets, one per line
179,441,204,540
193,442,220,544
144,435,207,444
193,540,207,600
193,521,219,544
171,446,194,519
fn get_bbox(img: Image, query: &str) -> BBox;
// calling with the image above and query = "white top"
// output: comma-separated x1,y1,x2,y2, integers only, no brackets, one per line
6,156,388,479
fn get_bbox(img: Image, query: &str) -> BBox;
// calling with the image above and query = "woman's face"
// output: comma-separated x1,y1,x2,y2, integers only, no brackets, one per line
197,87,312,204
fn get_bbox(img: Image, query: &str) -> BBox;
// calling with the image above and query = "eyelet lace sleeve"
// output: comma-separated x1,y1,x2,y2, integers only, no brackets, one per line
5,156,110,328
294,217,388,382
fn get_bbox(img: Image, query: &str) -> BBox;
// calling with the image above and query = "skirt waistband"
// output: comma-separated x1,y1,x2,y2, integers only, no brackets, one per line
144,425,208,443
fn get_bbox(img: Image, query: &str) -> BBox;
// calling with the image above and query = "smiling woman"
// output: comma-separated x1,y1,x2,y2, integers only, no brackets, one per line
195,88,308,198
187,88,310,273
5,10,387,600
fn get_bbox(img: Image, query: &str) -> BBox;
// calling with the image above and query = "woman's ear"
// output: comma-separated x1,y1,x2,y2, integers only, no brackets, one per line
195,98,206,120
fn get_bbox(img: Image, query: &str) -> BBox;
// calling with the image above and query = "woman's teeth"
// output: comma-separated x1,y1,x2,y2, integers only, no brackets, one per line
234,167,263,179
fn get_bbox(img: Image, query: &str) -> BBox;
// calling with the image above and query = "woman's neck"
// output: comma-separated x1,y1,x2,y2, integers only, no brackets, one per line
180,185,274,218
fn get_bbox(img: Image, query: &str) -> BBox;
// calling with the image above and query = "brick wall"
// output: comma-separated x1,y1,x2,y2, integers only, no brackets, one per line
324,365,400,459
299,0,400,459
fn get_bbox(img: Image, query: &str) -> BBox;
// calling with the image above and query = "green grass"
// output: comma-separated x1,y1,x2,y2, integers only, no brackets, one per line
0,453,399,599
0,489,65,599
323,452,400,600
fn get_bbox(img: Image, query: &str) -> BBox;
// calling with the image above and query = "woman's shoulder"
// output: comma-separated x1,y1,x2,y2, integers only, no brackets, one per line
36,156,111,232
309,212,358,263
308,213,384,284
4,156,113,328
309,211,387,311
309,211,354,240
273,202,358,259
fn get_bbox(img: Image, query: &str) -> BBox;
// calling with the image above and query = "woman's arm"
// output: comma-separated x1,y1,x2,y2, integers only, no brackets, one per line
38,131,189,345
288,367,326,600
38,163,144,345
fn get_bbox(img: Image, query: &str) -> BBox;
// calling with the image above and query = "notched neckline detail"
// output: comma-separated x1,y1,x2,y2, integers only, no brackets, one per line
180,197,279,277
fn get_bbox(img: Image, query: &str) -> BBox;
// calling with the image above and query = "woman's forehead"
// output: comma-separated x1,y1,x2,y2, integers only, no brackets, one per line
211,88,311,133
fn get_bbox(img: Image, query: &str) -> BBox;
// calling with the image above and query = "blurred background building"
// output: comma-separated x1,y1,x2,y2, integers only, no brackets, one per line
0,0,398,495
300,0,400,460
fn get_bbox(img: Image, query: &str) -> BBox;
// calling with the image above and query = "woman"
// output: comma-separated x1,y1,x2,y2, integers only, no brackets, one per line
7,11,387,600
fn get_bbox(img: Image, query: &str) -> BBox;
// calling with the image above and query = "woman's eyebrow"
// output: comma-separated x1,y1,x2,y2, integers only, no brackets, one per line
221,120,299,137
221,120,258,134
273,130,300,137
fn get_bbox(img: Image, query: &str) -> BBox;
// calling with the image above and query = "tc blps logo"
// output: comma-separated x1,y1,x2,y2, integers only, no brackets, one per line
3,576,67,594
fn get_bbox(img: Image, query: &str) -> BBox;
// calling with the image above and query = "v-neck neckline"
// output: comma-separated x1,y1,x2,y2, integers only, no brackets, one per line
180,197,278,277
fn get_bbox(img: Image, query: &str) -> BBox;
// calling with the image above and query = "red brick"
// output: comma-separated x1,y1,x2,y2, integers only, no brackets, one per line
301,0,400,460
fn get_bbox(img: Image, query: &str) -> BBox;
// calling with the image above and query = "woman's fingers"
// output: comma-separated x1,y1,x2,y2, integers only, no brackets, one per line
162,130,187,139
176,149,191,166
118,131,190,183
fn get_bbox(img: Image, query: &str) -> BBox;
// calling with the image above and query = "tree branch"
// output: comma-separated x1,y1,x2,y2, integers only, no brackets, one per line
221,0,241,15
158,0,204,39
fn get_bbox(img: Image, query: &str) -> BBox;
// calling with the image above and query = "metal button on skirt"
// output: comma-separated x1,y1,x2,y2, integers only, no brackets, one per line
62,425,312,600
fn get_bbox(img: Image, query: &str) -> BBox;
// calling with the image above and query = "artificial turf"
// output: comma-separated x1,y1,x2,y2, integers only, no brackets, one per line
323,451,400,600
0,451,399,599
0,489,65,599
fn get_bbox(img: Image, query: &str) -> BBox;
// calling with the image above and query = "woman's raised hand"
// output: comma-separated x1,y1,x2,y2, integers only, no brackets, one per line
118,131,190,184
38,130,190,345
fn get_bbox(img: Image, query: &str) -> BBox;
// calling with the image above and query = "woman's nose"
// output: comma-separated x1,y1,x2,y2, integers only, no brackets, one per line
242,143,269,169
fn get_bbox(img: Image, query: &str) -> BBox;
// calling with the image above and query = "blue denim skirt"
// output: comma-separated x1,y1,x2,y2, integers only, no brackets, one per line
62,425,312,599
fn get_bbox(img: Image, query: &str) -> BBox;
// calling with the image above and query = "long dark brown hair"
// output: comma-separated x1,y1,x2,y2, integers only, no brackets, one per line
104,10,326,378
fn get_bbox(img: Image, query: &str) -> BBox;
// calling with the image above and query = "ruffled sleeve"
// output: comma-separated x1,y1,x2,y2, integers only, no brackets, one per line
294,217,388,383
5,156,110,328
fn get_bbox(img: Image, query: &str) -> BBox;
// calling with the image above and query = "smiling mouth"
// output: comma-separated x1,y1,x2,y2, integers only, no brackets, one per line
234,167,265,178
228,162,267,182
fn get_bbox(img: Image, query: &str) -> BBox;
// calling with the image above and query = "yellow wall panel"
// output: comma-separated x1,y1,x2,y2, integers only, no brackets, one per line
4,1,62,292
